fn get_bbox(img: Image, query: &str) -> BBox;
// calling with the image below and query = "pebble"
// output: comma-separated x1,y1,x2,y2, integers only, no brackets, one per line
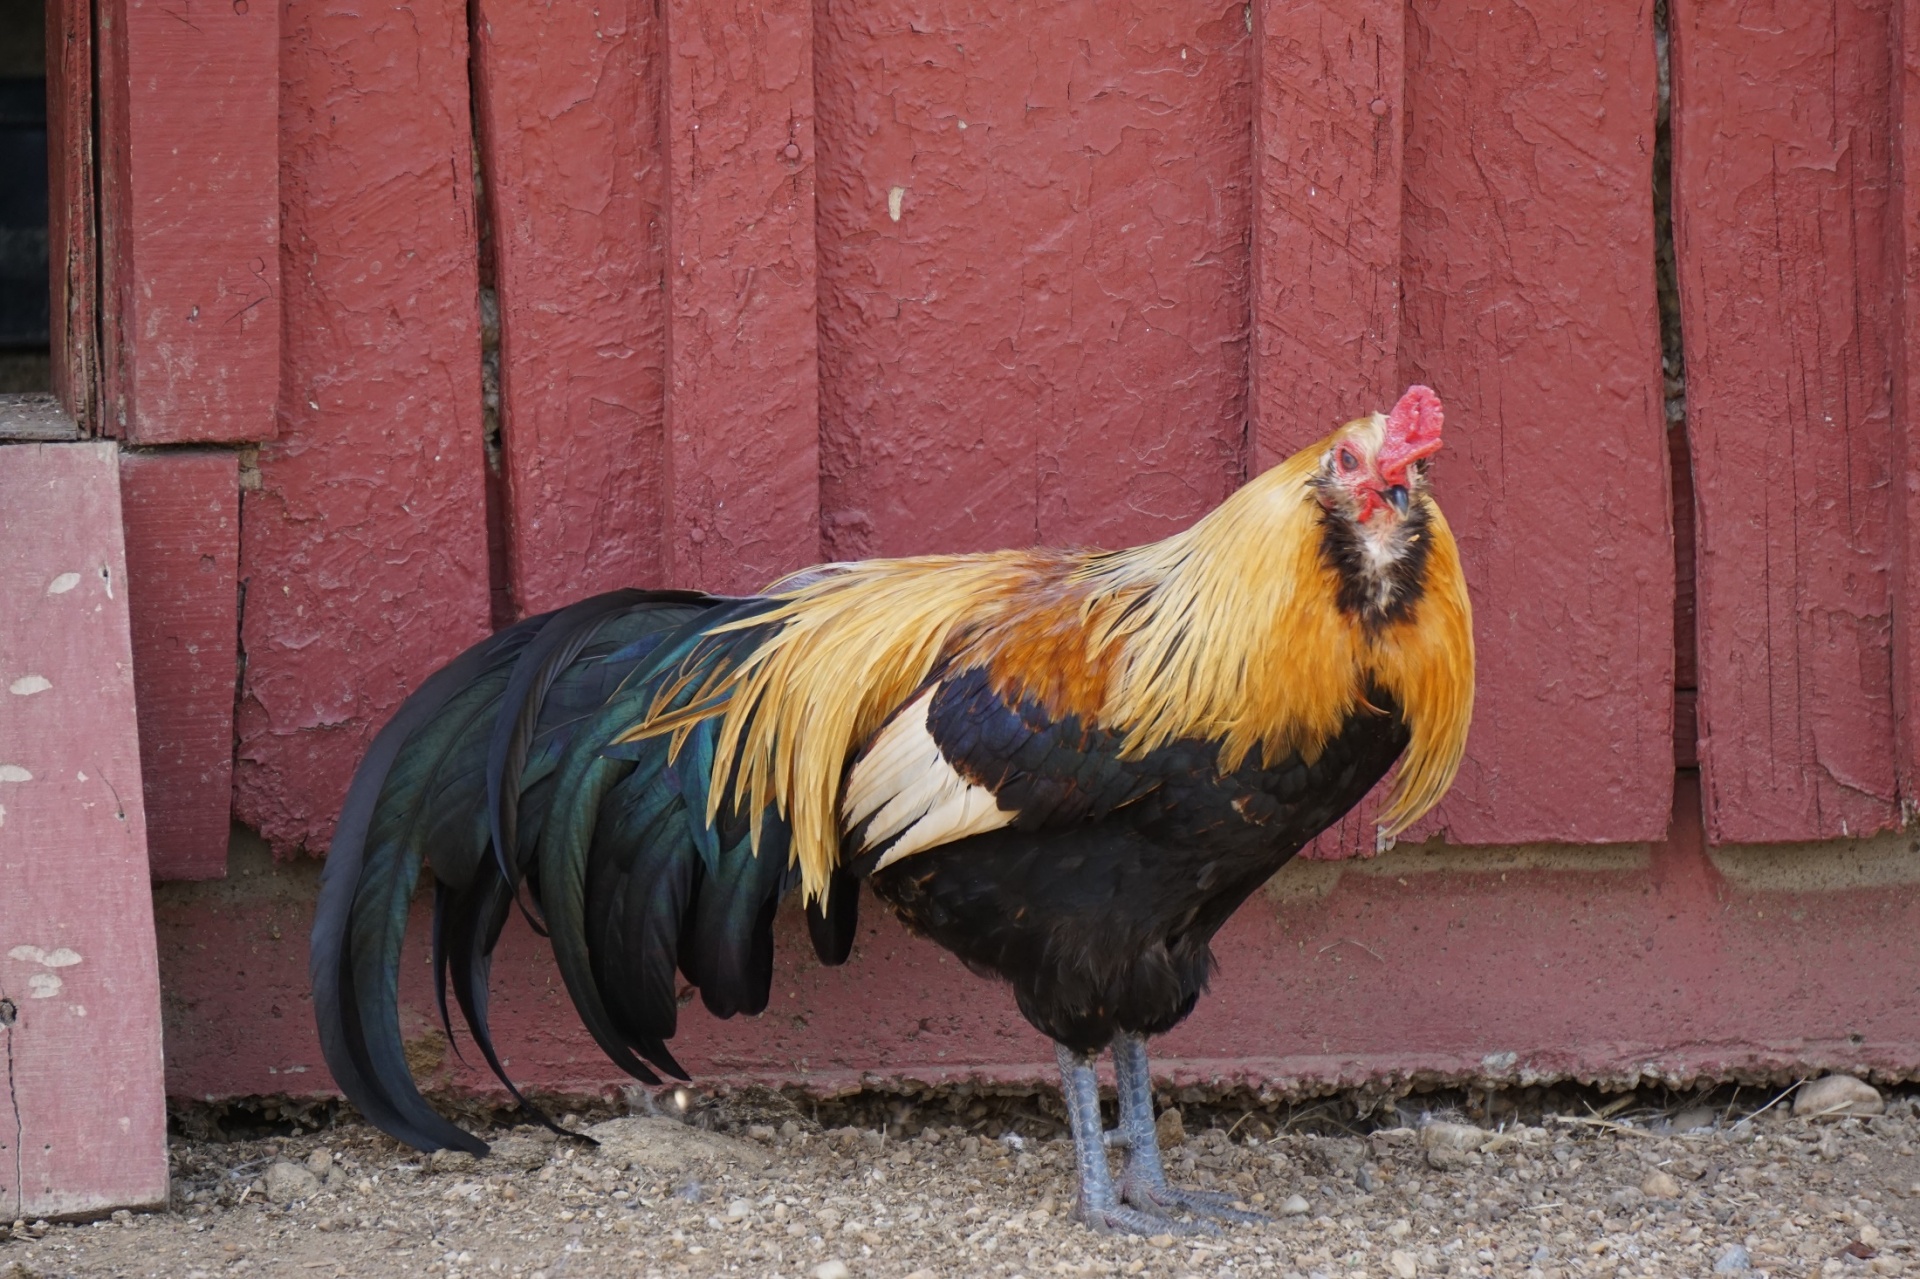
304,1148,333,1178
1419,1120,1485,1152
1388,1248,1419,1278
1714,1243,1752,1272
1155,1107,1187,1148
812,1260,851,1279
1280,1194,1310,1216
1795,1074,1885,1118
262,1161,320,1205
1670,1105,1718,1132
1640,1170,1682,1198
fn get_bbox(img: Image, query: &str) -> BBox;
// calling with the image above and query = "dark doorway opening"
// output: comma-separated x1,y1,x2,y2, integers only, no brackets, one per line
0,0,49,393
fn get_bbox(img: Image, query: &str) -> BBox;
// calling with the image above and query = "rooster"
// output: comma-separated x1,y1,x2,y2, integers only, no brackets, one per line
311,385,1473,1235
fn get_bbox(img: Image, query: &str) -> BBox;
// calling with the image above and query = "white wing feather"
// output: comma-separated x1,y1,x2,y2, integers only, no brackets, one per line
842,687,1014,870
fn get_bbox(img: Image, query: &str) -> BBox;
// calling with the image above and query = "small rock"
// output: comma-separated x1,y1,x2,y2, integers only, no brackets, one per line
1389,1249,1419,1278
263,1161,320,1205
1795,1075,1884,1118
304,1148,333,1177
486,1135,553,1171
812,1261,851,1279
428,1149,475,1173
746,1124,776,1143
1641,1171,1681,1199
1279,1194,1310,1216
110,1209,132,1225
1388,1218,1412,1239
584,1115,772,1175
1155,1107,1186,1148
726,1198,751,1220
1714,1244,1752,1273
1147,1234,1175,1249
904,1271,937,1279
1670,1106,1718,1132
1419,1120,1485,1152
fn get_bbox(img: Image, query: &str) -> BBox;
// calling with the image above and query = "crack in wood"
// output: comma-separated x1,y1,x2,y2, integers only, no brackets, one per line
0,993,20,1221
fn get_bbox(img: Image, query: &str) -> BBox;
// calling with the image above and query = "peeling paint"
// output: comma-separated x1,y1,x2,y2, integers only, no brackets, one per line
25,974,61,1000
0,767,30,783
8,946,83,968
45,572,80,594
7,676,50,696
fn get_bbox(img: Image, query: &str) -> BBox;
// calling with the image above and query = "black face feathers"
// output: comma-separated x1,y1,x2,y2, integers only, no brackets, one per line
1315,494,1436,632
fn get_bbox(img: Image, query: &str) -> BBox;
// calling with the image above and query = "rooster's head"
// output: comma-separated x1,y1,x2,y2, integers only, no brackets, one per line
1315,385,1445,528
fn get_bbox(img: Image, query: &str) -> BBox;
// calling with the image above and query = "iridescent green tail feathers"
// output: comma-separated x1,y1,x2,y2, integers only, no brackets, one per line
309,588,854,1153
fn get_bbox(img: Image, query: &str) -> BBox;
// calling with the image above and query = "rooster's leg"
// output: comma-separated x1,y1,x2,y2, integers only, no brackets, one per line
1054,1043,1203,1236
1112,1031,1267,1224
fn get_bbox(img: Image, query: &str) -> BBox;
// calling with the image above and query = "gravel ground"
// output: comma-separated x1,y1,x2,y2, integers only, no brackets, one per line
5,1079,1920,1279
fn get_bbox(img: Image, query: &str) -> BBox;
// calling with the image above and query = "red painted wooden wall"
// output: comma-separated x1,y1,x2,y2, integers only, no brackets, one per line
75,0,1920,871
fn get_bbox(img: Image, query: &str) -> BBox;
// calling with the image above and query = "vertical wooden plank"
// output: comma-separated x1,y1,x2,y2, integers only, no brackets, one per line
121,450,238,881
471,0,669,617
1392,0,1672,844
814,0,1249,561
1890,0,1920,824
1249,0,1404,471
0,442,169,1218
661,0,819,594
95,0,279,444
1672,0,1902,843
232,0,491,856
45,0,97,429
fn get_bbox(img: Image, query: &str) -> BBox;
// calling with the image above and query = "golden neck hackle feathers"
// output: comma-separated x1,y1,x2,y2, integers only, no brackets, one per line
618,424,1475,903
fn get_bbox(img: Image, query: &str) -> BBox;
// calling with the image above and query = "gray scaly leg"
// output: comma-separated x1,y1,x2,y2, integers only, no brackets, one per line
1053,1043,1202,1236
1112,1031,1267,1224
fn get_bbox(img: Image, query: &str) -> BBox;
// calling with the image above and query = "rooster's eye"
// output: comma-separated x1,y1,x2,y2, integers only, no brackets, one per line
1337,448,1358,472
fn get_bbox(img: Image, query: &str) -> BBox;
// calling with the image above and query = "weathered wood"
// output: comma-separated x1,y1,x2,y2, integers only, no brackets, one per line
1890,0,1920,823
0,442,168,1218
1391,0,1672,844
660,0,820,594
233,0,491,855
813,0,1248,561
1672,0,1902,842
45,0,96,430
471,0,669,616
120,450,239,881
94,0,279,444
0,395,83,442
1250,0,1404,471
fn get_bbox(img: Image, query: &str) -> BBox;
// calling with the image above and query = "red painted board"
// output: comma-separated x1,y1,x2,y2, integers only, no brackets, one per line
471,0,669,617
1672,0,1902,843
661,0,820,594
121,450,239,881
94,0,279,444
1891,0,1920,825
233,0,491,857
814,0,1249,561
1373,0,1671,846
45,0,98,429
158,778,1920,1105
1249,0,1404,471
0,442,169,1218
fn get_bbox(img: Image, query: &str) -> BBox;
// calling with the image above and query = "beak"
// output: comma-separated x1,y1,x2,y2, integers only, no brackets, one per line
1383,485,1410,517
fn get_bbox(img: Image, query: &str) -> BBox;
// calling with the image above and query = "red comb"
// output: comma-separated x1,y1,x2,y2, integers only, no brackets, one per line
1377,385,1444,485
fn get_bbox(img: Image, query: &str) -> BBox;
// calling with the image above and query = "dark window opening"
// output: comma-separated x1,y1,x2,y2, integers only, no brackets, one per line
0,0,49,394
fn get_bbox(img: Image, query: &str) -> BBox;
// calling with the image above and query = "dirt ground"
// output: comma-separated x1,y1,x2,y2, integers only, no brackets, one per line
5,1080,1920,1279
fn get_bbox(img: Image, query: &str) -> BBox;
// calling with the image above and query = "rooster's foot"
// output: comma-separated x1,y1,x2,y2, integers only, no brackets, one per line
1072,1199,1213,1236
1120,1178,1267,1225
